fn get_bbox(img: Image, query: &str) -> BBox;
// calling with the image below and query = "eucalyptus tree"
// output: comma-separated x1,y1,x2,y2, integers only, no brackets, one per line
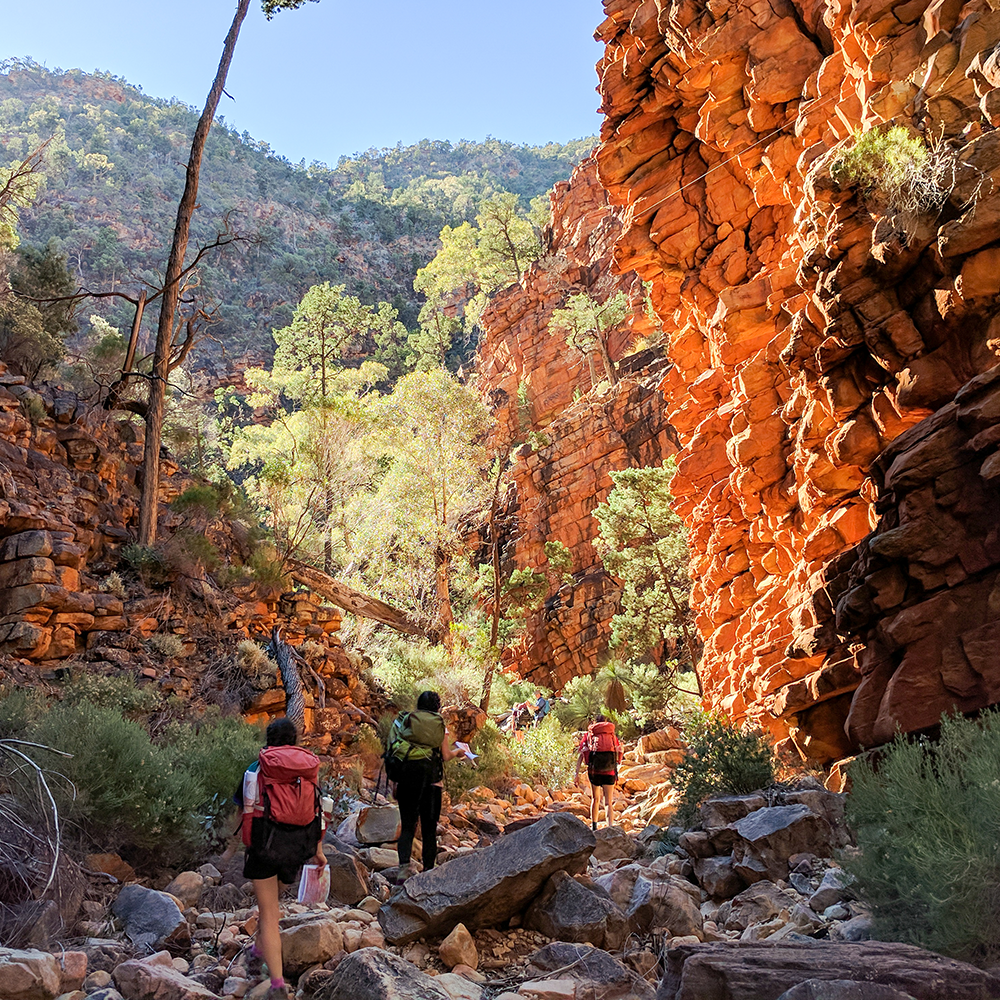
139,0,319,546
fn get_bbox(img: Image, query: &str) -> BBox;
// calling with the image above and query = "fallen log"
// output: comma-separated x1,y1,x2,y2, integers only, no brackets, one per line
287,559,429,638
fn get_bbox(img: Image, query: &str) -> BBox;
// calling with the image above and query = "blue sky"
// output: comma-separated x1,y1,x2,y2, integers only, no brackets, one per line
3,0,605,164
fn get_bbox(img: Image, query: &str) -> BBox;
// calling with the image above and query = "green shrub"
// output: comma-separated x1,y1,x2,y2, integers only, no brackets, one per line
844,711,1000,966
443,719,578,799
552,675,605,730
119,543,166,585
61,674,161,717
0,684,261,861
369,638,481,709
830,126,950,221
672,713,775,825
170,483,228,519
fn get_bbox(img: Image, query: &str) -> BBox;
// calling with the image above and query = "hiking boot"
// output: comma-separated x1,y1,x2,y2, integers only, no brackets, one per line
244,947,264,981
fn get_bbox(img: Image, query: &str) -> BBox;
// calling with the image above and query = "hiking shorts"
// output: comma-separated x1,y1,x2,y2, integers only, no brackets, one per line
588,750,618,786
243,848,300,885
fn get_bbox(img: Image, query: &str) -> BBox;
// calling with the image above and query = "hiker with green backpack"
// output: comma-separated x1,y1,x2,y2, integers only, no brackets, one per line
383,690,459,878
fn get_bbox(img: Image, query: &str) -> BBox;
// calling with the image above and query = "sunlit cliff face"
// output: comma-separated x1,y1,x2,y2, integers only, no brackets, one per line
593,0,1000,760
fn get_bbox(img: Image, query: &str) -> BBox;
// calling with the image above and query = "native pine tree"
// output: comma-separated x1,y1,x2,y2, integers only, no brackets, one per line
592,459,701,691
548,290,629,389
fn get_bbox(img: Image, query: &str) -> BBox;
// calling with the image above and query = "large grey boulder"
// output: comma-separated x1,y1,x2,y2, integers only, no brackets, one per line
527,942,655,1000
655,941,1000,1000
378,812,595,944
111,885,189,952
327,849,371,905
808,868,855,913
728,805,834,882
717,882,799,933
694,855,744,899
627,875,703,937
315,947,451,1000
524,871,628,949
777,983,917,1000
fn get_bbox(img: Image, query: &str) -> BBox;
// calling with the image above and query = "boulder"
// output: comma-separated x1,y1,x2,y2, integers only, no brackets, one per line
162,872,204,910
113,953,218,1000
433,973,482,1000
525,871,628,950
314,947,451,999
728,806,833,882
356,805,402,845
777,983,917,1000
592,827,639,861
0,899,62,948
280,916,344,975
592,863,649,907
378,812,595,944
829,916,873,942
111,885,189,952
655,941,1000,1000
438,923,478,970
808,869,854,913
694,856,744,899
718,882,798,933
519,982,576,1000
626,875,703,938
328,850,371,906
0,947,62,1000
527,942,655,1000
79,940,134,975
86,991,125,1000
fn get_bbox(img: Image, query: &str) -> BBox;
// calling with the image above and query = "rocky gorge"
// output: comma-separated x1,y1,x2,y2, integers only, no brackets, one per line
472,0,1000,764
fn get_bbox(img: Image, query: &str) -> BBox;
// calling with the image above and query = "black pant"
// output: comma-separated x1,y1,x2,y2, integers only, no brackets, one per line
395,762,442,870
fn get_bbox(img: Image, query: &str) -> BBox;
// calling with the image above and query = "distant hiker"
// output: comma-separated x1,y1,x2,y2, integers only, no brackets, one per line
533,690,551,727
384,690,459,879
238,717,326,1000
575,713,623,830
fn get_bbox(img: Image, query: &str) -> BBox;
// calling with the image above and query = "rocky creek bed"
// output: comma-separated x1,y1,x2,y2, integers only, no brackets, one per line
5,726,1000,1000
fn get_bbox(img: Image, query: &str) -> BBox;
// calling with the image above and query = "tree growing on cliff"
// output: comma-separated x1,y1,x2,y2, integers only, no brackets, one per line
593,459,701,693
548,290,629,390
413,192,544,340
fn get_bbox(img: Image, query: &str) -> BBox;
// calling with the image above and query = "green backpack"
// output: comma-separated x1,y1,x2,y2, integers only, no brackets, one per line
384,710,445,781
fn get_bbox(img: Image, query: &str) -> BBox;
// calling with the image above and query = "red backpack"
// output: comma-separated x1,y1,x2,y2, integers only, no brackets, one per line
588,721,620,754
258,745,320,825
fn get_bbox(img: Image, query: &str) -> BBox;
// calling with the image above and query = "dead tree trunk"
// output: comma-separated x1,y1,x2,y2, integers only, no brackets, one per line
137,0,251,546
267,626,306,734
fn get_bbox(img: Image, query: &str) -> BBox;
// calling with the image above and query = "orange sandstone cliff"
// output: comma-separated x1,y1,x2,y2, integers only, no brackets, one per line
594,0,1000,759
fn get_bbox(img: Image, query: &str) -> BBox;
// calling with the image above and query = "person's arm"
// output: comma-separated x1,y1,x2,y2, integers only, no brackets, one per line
441,728,461,762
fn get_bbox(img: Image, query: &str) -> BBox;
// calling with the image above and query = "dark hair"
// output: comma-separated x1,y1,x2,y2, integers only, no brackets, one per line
595,713,607,723
416,690,441,713
266,717,298,747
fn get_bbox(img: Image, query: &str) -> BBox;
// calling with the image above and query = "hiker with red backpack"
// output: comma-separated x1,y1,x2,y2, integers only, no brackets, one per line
238,717,326,1000
575,713,623,830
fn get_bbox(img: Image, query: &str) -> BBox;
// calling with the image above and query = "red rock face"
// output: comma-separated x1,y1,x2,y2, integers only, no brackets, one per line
594,0,1000,758
477,156,677,688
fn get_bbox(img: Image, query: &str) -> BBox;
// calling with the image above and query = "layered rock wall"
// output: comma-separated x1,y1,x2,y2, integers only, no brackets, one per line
478,156,678,687
595,0,1000,757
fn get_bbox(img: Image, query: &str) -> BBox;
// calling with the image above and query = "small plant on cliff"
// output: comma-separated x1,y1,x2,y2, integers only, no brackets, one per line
830,126,950,223
844,710,1000,967
549,290,629,390
672,713,776,825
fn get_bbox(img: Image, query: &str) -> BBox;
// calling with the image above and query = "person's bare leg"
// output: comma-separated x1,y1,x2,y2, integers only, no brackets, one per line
604,784,615,828
590,782,600,827
253,876,283,985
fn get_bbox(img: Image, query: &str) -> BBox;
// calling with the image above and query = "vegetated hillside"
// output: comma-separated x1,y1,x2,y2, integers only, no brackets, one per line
0,58,594,359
